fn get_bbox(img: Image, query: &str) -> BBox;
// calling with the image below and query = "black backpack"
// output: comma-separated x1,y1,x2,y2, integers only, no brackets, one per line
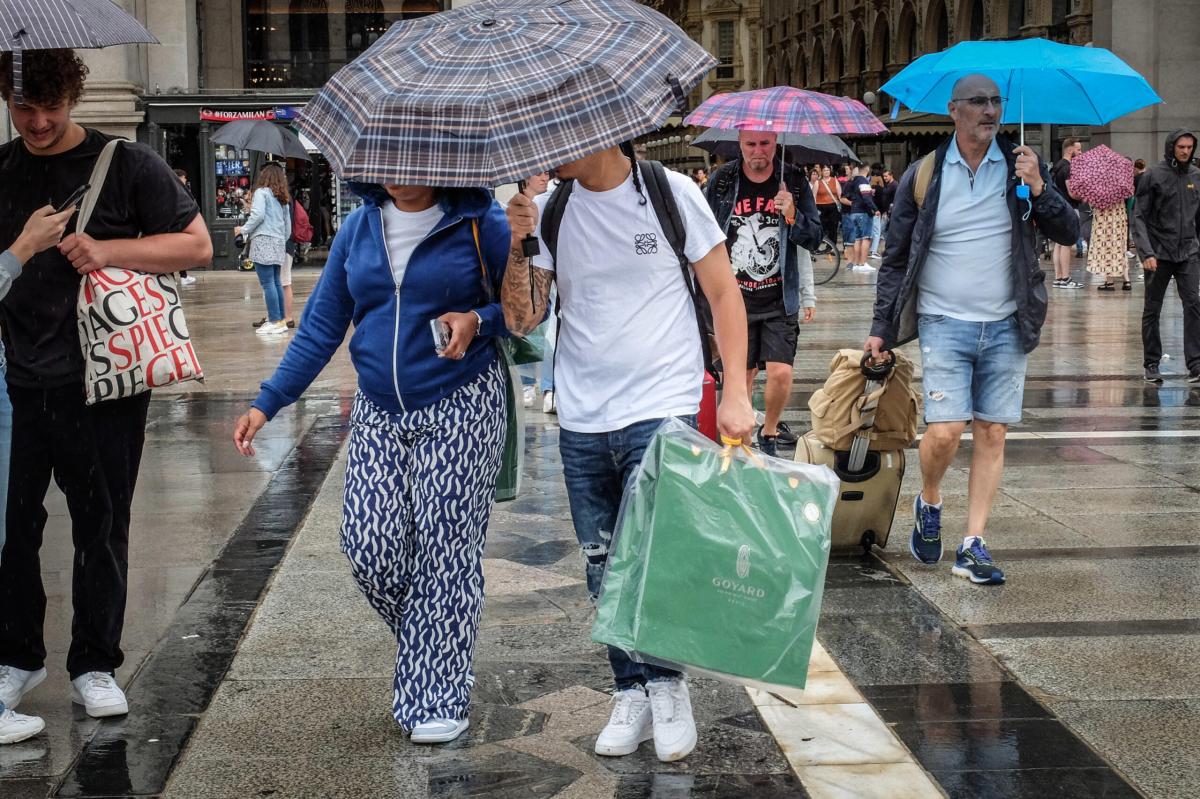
540,159,719,379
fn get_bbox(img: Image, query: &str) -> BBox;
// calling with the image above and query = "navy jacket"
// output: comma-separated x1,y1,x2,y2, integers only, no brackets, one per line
253,185,511,419
870,135,1079,354
705,158,823,317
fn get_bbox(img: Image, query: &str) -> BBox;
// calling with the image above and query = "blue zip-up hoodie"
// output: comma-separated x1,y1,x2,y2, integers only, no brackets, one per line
252,184,511,420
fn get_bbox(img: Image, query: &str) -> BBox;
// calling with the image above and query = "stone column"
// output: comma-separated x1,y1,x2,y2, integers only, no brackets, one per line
75,0,145,139
1067,0,1093,44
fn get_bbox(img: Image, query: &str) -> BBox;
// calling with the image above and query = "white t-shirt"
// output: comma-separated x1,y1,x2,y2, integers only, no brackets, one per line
531,170,727,433
380,201,443,285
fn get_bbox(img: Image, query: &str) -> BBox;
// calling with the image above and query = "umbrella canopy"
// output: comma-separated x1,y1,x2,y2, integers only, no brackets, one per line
1066,145,1134,210
683,87,888,136
0,0,157,51
880,38,1161,125
691,128,859,165
0,0,158,102
212,120,311,161
297,0,715,187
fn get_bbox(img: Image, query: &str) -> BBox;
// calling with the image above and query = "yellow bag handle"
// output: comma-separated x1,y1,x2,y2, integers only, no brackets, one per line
719,435,765,473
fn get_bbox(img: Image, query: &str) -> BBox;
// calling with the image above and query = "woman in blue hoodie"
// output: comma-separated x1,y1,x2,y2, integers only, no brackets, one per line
233,182,511,744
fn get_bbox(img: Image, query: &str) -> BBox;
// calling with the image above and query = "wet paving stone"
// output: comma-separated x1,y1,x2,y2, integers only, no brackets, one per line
891,718,1107,772
859,682,1052,725
427,749,581,798
614,773,808,798
930,767,1143,799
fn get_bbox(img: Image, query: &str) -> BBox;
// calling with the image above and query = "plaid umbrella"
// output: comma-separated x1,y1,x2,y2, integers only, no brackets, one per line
0,0,157,101
691,128,860,165
683,87,888,136
1066,145,1134,211
297,0,715,187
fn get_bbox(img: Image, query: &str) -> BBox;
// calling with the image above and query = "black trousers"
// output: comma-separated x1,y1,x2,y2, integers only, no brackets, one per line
0,384,150,678
1141,254,1200,372
818,204,841,245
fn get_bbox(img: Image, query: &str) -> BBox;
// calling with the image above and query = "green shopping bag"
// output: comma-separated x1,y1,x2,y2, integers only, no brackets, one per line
592,419,838,690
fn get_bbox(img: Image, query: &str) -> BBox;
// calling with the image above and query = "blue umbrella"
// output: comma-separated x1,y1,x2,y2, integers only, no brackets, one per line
881,38,1161,127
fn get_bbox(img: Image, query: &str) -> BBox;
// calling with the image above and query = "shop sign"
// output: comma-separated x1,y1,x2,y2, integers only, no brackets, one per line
200,106,301,122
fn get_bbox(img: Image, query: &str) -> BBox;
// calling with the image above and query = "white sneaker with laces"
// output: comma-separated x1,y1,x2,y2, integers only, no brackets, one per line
0,666,46,710
71,672,129,718
857,262,878,272
179,275,197,285
254,321,276,337
0,707,45,744
410,717,469,743
262,321,290,338
594,687,652,756
542,390,555,414
647,678,697,762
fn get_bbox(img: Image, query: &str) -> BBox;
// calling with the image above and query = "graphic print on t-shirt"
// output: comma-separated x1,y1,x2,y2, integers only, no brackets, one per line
725,174,783,316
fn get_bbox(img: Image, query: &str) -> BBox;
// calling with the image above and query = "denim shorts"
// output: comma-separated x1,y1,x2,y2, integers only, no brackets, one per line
847,212,873,242
917,313,1028,425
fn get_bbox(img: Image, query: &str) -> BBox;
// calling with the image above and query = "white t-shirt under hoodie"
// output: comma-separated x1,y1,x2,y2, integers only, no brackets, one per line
380,201,443,286
531,170,727,433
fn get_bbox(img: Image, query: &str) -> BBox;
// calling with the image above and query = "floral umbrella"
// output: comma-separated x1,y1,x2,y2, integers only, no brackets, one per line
1066,145,1134,210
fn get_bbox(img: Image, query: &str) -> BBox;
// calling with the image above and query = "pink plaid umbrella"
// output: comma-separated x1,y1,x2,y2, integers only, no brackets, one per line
683,86,888,135
1066,145,1134,210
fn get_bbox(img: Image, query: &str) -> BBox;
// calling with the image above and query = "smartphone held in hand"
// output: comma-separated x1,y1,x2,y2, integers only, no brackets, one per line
430,319,451,353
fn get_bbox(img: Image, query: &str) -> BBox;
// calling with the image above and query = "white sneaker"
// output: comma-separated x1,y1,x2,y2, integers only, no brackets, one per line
180,275,197,285
262,321,289,338
71,672,129,718
542,390,555,414
410,717,469,743
0,666,46,710
594,687,652,756
857,262,877,272
647,678,697,762
0,707,45,744
522,386,537,408
254,321,276,337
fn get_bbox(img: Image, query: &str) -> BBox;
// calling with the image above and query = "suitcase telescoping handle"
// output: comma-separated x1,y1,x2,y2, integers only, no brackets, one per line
848,351,895,473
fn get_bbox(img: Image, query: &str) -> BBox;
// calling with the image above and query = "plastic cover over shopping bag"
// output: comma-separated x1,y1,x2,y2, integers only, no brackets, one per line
592,419,838,691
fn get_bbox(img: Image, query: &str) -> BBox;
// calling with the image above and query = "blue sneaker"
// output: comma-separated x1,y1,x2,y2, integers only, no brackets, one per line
953,537,1005,585
908,495,943,565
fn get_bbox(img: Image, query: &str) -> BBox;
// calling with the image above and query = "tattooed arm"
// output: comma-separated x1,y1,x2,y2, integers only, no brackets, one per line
502,192,554,336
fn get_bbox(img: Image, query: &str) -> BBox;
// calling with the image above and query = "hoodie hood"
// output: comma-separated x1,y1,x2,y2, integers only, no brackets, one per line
1164,129,1197,170
346,182,496,218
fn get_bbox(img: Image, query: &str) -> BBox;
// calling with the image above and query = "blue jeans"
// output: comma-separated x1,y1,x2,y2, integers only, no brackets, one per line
255,262,284,322
559,414,696,690
870,214,882,254
848,212,872,242
917,313,1028,424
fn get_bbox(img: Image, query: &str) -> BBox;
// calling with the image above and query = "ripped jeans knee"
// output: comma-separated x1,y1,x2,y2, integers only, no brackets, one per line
581,533,611,601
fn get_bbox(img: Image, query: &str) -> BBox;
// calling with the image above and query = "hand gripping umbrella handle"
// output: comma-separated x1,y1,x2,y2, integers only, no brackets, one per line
516,180,540,257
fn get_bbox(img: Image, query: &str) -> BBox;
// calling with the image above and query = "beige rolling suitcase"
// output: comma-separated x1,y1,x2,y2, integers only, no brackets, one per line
795,350,915,552
796,433,905,551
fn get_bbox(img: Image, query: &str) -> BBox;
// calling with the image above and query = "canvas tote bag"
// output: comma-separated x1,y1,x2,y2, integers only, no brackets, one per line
75,140,204,404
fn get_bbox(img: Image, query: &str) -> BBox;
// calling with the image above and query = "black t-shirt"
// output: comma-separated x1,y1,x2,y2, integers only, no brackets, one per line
0,128,199,388
845,175,878,215
1053,158,1078,208
725,173,784,318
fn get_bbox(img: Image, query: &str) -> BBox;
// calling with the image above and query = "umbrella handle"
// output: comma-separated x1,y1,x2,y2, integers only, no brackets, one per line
522,235,540,257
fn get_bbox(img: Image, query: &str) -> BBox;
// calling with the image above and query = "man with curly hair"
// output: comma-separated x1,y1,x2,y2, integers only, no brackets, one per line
0,49,212,725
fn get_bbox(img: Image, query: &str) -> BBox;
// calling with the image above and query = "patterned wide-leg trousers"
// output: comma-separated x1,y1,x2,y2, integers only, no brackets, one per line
341,359,506,730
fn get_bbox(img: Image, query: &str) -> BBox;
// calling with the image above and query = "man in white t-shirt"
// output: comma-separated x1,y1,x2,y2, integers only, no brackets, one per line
504,143,755,763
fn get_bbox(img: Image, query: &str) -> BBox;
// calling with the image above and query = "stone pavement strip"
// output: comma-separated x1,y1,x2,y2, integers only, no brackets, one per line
161,432,945,799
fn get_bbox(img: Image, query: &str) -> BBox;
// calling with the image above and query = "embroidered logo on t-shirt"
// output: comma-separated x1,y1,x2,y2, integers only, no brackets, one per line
634,232,658,255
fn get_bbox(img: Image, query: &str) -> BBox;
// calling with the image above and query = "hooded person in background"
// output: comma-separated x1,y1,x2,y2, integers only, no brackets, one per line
1133,130,1200,385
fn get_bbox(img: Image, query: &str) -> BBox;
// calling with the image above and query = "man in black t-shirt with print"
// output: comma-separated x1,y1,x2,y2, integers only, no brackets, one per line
0,50,211,722
706,129,823,456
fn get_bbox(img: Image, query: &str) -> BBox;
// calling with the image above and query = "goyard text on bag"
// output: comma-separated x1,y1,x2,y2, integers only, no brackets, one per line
75,139,205,404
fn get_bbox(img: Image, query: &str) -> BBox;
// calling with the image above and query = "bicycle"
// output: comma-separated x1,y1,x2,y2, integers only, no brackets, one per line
811,237,842,285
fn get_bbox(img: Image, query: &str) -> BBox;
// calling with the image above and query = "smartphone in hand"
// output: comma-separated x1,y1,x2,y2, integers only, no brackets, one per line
430,319,451,354
55,183,91,214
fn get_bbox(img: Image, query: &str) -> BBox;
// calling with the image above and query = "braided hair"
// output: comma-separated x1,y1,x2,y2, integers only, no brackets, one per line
618,141,648,206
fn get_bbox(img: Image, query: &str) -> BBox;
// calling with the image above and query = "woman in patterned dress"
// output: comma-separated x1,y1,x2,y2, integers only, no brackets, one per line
232,181,512,744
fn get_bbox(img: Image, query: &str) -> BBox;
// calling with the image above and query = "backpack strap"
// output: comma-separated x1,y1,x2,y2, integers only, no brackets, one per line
76,139,122,235
540,179,575,268
639,159,718,380
913,151,937,209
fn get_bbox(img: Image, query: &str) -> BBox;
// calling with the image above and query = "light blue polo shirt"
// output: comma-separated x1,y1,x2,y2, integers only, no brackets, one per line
916,136,1015,321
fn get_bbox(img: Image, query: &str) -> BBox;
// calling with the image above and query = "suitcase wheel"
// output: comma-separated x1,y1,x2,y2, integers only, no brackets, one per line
860,530,877,553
